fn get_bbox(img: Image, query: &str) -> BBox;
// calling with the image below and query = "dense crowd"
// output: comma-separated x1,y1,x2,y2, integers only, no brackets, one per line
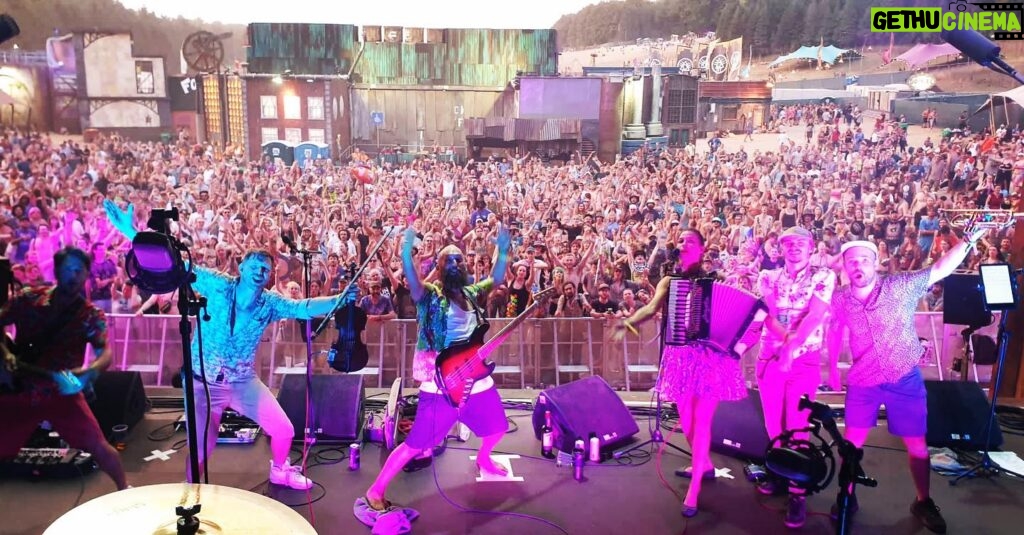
0,102,1017,320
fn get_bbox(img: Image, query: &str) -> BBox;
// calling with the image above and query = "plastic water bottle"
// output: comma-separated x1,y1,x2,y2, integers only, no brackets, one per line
588,432,600,463
572,438,586,481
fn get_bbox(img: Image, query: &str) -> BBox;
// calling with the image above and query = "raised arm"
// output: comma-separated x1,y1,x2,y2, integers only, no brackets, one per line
929,226,987,285
490,226,512,287
401,226,425,301
103,199,138,241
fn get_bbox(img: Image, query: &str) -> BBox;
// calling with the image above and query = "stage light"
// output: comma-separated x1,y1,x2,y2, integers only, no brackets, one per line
124,209,190,294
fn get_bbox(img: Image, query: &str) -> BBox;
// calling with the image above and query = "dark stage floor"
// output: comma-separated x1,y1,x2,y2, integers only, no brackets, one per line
2,389,1023,535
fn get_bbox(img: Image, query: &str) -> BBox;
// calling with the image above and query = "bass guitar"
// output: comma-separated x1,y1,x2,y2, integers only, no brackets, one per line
0,335,94,397
435,287,556,408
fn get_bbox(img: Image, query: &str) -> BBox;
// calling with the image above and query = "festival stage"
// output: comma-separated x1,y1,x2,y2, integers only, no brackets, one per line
3,387,1023,535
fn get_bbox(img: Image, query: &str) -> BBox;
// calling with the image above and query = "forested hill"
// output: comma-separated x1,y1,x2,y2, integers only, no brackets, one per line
0,0,246,75
554,0,947,53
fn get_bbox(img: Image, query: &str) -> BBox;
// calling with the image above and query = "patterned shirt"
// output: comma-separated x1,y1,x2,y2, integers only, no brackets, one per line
831,269,930,387
190,266,319,383
411,279,492,383
0,287,107,397
757,264,836,359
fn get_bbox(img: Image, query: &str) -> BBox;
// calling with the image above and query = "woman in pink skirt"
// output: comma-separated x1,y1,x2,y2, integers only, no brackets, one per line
613,229,747,518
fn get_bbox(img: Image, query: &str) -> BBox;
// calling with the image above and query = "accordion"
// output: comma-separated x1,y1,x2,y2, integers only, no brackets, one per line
664,278,768,359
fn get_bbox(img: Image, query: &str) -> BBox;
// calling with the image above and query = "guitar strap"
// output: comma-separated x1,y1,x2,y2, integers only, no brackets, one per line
461,287,489,329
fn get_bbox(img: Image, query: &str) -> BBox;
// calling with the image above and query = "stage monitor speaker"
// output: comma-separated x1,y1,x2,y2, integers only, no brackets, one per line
943,273,993,327
925,380,1002,450
532,376,638,454
710,388,771,463
88,371,148,435
278,374,365,444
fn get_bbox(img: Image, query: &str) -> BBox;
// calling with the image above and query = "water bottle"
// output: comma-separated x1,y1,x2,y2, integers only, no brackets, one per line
572,438,586,482
588,432,600,463
541,411,555,459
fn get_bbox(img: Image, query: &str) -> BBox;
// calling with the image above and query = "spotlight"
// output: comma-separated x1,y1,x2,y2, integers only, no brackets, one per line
124,208,190,294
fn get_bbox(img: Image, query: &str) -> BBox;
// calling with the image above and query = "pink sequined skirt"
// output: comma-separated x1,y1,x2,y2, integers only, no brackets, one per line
655,344,747,403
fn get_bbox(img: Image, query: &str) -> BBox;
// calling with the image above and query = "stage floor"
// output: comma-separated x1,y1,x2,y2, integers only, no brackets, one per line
3,388,1023,535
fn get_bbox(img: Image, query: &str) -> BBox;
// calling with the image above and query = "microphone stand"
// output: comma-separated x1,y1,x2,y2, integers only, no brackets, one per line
282,237,320,462
952,268,1024,485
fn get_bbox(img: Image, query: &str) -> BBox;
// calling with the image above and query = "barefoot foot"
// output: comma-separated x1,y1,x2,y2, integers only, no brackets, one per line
476,457,509,477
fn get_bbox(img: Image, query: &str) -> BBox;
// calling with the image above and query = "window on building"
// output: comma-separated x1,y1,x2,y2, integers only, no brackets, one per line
260,96,277,119
722,106,740,121
307,128,326,144
284,128,302,144
261,127,279,144
307,97,324,120
135,61,155,94
680,89,696,123
283,95,302,120
665,77,697,124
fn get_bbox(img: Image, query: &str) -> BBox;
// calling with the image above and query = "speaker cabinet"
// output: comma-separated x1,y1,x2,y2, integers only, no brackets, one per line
532,376,639,454
710,388,771,463
88,371,148,435
277,374,365,444
926,380,1002,450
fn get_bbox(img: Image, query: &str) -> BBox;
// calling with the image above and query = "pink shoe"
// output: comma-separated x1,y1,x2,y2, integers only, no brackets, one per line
269,460,313,490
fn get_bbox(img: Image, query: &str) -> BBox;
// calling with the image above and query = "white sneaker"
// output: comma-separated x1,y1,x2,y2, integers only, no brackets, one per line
269,460,313,490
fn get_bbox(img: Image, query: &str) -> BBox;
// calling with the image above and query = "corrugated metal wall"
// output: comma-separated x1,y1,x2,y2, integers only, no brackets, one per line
248,25,557,87
247,23,359,75
349,87,516,146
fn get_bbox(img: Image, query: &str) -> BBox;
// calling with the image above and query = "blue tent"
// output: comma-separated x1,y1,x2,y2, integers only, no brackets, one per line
769,45,858,68
294,142,331,168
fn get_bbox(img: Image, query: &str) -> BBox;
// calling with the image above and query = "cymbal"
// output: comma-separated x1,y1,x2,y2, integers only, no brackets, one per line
45,483,316,535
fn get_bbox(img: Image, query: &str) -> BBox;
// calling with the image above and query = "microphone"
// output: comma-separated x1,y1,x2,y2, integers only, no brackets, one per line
940,29,1000,67
942,29,1024,84
281,233,298,254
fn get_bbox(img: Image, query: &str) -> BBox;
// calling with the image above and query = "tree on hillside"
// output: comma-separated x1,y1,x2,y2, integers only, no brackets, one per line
751,1,772,56
771,1,804,52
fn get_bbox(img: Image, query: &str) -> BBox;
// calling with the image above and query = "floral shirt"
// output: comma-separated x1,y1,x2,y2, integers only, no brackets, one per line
411,279,492,383
190,266,317,383
0,287,106,397
831,269,930,387
757,264,836,359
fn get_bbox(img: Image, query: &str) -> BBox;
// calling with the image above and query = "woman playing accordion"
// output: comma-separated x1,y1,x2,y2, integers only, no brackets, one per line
613,229,751,519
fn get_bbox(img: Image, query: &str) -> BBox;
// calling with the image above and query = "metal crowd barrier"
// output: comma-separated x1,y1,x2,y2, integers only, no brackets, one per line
100,313,995,390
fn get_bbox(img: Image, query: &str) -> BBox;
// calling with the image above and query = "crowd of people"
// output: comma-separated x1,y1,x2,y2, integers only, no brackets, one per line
1,99,1017,533
0,102,1015,324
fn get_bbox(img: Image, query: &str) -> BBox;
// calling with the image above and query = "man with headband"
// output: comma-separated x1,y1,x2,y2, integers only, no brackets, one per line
828,229,985,535
360,226,511,517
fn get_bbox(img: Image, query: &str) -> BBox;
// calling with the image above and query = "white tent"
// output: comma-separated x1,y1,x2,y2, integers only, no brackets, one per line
976,86,1024,129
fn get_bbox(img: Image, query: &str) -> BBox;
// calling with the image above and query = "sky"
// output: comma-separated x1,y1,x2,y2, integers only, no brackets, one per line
115,0,606,29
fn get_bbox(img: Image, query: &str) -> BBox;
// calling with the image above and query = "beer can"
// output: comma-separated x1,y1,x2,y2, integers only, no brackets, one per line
349,443,361,471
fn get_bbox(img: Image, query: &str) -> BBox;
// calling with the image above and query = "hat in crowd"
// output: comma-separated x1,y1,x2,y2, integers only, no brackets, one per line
779,226,814,243
598,283,610,290
840,240,879,257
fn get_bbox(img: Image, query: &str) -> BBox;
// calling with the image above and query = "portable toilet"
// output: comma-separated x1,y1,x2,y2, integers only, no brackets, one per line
262,140,295,166
295,142,331,168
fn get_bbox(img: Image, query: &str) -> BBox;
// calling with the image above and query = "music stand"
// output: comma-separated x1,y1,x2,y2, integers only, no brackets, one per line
952,263,1024,485
943,273,994,381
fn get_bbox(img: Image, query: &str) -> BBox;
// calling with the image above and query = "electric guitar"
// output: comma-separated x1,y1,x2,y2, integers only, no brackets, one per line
0,335,94,397
435,287,556,408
